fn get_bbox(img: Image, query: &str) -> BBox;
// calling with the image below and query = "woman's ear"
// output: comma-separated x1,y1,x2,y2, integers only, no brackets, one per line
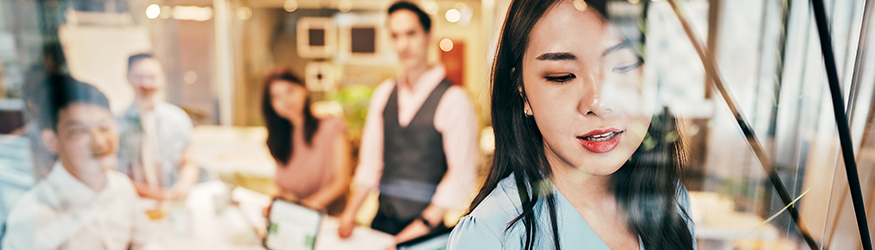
513,67,532,115
519,86,532,116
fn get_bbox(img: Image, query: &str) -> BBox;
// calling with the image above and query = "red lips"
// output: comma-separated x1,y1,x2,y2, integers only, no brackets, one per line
577,129,623,153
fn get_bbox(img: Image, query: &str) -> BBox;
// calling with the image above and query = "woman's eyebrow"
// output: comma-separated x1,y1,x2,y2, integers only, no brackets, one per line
536,52,577,61
536,41,634,61
603,40,633,56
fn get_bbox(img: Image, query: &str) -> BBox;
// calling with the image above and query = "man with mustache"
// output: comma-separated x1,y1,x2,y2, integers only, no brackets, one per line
2,78,159,250
117,53,198,201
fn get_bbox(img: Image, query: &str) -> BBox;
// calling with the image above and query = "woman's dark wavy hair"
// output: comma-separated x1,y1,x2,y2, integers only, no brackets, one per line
468,0,694,249
261,67,320,165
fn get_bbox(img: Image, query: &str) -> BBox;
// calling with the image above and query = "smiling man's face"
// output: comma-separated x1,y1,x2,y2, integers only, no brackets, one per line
49,103,119,180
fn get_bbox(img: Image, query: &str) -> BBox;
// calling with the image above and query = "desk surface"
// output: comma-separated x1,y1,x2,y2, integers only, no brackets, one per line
155,181,394,250
189,126,276,178
689,191,780,241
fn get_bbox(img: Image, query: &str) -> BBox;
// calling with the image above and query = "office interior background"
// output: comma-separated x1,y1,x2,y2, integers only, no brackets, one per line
0,0,874,249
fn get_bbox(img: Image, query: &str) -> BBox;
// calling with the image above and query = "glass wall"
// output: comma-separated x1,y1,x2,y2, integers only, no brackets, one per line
0,0,873,249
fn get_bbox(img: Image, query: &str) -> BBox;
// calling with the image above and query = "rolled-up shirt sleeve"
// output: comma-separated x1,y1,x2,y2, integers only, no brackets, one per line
431,87,480,209
351,80,395,189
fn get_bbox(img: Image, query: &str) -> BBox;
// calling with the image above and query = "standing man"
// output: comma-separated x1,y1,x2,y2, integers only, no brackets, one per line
118,53,198,201
337,1,479,244
2,78,159,250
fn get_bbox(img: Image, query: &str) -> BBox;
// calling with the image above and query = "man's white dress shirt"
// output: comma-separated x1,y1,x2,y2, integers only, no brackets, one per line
2,162,159,250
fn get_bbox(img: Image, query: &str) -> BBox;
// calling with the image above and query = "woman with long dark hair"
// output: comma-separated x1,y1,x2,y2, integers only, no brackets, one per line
447,0,695,249
262,67,351,215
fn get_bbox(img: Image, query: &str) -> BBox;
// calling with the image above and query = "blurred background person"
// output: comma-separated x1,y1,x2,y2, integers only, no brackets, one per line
337,0,479,244
0,43,64,241
262,67,351,215
117,53,199,201
19,43,68,181
2,77,159,250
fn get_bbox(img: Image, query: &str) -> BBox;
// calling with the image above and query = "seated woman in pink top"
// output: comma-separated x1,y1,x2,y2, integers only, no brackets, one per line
261,67,351,215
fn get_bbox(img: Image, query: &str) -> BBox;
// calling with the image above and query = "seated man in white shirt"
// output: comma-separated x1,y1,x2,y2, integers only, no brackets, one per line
1,77,159,250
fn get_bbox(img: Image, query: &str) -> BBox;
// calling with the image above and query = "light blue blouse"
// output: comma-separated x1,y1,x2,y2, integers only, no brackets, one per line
447,174,696,250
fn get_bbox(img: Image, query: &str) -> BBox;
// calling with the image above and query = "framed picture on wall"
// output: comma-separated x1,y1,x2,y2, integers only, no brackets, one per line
305,62,334,92
339,25,382,59
297,17,336,58
336,13,391,64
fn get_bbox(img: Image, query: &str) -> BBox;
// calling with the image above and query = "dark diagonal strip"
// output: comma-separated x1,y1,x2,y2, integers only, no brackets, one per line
666,1,821,249
810,0,873,249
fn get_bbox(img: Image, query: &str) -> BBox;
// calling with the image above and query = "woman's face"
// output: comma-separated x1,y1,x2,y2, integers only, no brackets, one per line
269,80,307,123
522,0,655,177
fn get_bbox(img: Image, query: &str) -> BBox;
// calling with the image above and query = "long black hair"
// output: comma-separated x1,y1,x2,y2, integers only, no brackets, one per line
469,0,694,249
261,67,320,166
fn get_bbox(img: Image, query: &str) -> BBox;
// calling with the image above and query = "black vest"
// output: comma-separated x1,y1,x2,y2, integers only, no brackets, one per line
378,79,453,221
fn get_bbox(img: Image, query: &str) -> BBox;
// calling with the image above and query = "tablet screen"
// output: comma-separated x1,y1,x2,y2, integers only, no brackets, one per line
265,199,323,250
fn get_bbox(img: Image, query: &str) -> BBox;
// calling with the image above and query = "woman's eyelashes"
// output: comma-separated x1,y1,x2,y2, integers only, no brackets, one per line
545,73,576,83
542,57,641,83
611,58,643,73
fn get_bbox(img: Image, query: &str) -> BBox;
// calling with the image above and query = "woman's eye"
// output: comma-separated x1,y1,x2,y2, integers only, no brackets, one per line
612,60,643,73
545,73,576,83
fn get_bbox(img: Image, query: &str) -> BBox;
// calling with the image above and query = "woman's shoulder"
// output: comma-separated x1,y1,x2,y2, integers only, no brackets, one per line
448,174,525,249
676,182,697,244
317,116,348,135
469,174,524,219
449,214,515,250
676,183,691,209
674,182,693,219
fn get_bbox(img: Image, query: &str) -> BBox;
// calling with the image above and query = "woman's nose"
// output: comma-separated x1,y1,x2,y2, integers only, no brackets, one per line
578,72,612,117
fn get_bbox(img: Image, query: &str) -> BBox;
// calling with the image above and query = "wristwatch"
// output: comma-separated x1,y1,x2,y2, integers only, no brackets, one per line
417,214,437,229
